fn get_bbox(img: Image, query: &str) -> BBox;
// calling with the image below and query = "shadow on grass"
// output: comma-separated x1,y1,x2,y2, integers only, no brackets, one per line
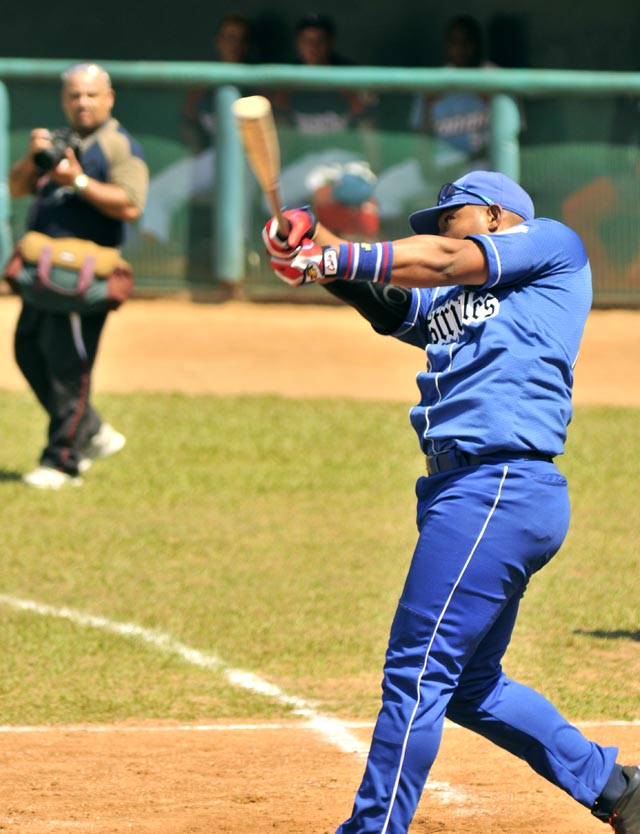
0,470,23,482
574,629,640,642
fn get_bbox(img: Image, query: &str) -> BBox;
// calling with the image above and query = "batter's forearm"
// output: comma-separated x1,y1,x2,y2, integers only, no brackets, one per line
314,222,487,288
320,235,488,288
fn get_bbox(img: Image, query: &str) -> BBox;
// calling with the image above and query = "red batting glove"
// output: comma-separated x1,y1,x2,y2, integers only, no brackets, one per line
270,239,339,287
262,206,317,260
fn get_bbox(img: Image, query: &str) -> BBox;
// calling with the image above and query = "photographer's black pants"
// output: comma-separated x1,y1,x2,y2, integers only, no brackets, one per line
14,302,107,475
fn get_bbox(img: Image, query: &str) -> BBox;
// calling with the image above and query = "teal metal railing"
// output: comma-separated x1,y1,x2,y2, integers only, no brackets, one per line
1,61,639,297
0,81,11,263
1,59,638,93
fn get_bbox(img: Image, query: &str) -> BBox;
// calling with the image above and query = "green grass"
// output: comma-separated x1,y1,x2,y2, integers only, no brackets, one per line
1,392,638,725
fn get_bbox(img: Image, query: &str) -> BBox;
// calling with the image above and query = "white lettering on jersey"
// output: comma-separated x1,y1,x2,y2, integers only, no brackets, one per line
426,289,500,345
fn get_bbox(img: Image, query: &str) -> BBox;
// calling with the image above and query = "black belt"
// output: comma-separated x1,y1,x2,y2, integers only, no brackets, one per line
425,449,553,476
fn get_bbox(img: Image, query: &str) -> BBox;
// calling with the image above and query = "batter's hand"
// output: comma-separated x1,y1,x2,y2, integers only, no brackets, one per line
262,206,317,260
270,239,336,287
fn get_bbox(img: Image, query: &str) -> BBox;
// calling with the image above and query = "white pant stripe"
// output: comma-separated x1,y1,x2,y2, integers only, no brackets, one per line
69,312,88,362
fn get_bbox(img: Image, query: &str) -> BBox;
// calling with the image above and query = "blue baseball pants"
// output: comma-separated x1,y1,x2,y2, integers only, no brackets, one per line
337,458,617,834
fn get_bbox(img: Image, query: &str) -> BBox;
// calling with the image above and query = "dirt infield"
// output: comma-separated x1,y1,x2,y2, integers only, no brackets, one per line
2,721,639,833
1,295,639,833
1,296,640,404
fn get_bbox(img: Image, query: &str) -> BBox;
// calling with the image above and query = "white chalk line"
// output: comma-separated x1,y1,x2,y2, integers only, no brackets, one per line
1,719,638,735
0,594,466,803
0,721,374,733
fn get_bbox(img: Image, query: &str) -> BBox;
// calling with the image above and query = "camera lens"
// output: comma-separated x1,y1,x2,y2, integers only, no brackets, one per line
33,129,73,172
33,147,63,171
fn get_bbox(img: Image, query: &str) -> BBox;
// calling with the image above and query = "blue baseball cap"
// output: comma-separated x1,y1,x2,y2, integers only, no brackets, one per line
409,171,535,235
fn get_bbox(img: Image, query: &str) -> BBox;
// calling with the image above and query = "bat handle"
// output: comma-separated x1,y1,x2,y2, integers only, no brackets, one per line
266,190,291,240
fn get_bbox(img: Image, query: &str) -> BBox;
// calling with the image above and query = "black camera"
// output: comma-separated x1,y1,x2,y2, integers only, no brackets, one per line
33,127,82,172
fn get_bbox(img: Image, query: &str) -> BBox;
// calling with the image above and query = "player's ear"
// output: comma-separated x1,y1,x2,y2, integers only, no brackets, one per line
487,204,502,232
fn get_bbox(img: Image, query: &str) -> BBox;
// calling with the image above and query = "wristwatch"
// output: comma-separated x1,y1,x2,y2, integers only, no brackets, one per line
73,173,89,193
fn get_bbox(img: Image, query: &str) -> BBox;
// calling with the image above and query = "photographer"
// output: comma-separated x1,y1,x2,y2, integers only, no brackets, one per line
8,62,148,489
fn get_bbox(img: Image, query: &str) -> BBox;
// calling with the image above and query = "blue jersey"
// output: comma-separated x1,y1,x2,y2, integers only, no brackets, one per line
392,218,592,458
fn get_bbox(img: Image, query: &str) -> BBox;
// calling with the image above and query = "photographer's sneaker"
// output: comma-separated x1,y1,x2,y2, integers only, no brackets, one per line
594,766,640,833
78,423,126,473
22,466,83,490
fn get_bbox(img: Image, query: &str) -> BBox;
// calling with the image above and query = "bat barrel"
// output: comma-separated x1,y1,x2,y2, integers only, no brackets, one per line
232,94,290,237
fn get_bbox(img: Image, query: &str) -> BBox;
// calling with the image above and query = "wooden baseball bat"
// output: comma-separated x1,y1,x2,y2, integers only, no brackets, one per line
231,95,291,238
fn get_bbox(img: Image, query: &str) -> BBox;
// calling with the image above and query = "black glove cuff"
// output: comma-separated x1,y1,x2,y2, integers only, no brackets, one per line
323,281,412,334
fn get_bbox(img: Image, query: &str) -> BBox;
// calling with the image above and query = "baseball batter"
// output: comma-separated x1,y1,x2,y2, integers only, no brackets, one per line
262,171,640,834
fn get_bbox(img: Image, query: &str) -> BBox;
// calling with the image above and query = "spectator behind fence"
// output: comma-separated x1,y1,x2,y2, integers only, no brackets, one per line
139,12,253,245
373,15,513,221
271,12,381,237
7,62,148,490
561,95,640,288
410,15,498,170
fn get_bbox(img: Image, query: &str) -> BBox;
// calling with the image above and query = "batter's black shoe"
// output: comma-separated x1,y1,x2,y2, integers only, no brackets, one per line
593,766,640,833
